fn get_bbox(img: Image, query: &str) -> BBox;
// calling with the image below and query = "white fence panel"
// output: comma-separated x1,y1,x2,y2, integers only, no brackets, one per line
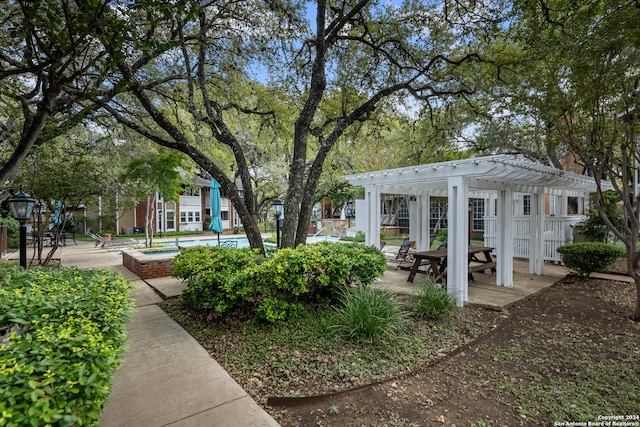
484,216,584,263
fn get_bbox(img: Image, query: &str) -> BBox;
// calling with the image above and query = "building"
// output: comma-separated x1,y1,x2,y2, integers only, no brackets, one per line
116,176,242,235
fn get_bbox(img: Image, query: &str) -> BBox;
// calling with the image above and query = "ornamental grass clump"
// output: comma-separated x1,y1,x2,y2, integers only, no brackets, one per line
0,264,133,426
332,286,408,343
414,278,454,320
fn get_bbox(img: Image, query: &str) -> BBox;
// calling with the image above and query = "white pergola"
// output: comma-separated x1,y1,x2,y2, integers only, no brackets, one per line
343,155,609,306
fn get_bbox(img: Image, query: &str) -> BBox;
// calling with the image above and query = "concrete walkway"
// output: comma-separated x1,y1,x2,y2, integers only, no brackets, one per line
6,241,279,427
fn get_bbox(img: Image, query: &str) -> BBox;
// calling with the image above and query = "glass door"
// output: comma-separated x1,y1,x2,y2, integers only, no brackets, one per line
166,210,176,231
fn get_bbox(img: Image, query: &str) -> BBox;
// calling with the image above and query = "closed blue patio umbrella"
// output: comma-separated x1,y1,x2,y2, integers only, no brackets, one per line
208,178,224,246
52,201,63,231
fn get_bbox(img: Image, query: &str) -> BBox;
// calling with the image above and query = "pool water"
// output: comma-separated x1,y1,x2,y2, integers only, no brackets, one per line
176,237,252,248
167,234,340,249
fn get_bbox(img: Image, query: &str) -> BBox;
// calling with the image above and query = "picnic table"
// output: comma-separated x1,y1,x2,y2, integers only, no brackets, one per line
406,245,496,283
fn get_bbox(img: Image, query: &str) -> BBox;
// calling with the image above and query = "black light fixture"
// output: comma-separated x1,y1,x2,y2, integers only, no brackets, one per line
7,190,36,268
272,198,283,249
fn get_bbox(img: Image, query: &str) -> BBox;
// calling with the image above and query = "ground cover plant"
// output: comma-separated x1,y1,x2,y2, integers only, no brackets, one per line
161,257,640,426
160,285,506,410
0,265,133,426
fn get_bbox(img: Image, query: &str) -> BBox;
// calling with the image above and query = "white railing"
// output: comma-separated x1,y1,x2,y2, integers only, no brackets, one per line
484,216,585,263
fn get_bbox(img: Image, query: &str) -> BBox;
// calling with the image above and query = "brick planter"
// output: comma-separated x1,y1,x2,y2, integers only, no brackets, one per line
122,247,178,279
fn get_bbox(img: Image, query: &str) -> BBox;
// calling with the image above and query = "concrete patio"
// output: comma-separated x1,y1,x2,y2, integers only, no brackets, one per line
375,250,569,310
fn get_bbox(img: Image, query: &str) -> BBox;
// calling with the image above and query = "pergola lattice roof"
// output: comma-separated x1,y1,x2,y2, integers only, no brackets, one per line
343,154,607,196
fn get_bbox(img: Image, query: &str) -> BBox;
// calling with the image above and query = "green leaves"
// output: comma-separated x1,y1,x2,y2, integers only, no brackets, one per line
120,150,192,203
557,242,625,277
175,242,388,322
0,265,133,426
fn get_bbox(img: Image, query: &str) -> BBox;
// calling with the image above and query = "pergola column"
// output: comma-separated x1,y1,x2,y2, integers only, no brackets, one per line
496,185,514,287
411,191,431,251
364,185,380,247
530,187,545,275
447,176,469,306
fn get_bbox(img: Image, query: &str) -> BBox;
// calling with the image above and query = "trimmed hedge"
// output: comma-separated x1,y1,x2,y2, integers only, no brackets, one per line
0,265,134,426
557,242,625,277
173,242,388,322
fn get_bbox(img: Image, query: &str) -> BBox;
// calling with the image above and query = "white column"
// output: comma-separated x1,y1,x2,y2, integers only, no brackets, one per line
447,176,469,306
535,188,545,275
422,191,431,251
529,188,545,275
496,185,514,287
364,185,380,247
560,190,568,217
409,197,419,246
412,192,431,251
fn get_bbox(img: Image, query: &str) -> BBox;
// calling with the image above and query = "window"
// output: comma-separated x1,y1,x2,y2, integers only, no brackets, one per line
180,212,186,223
523,195,531,216
187,212,194,222
194,212,201,222
166,211,175,230
429,198,447,230
471,199,485,231
398,197,409,228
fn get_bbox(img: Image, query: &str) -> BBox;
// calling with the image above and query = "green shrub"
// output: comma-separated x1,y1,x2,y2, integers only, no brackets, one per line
435,229,448,242
332,286,407,343
573,191,624,242
174,246,265,313
239,242,387,321
414,279,454,320
1,216,20,249
557,242,625,277
174,242,387,322
0,265,133,426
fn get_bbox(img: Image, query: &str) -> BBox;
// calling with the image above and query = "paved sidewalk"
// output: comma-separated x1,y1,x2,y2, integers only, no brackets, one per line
7,241,279,427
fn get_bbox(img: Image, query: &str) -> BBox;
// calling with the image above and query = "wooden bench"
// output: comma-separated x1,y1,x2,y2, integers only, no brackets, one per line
468,260,497,280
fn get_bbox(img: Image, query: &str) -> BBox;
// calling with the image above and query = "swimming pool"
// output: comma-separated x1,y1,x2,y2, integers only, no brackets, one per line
123,235,344,278
175,237,252,248
165,234,341,249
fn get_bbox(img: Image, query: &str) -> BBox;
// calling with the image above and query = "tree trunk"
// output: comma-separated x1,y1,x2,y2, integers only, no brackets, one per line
0,95,57,186
632,252,640,321
282,0,327,248
294,143,331,247
145,194,152,247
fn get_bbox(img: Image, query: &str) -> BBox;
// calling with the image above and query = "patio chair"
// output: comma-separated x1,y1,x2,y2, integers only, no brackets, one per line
394,239,415,270
90,232,141,251
219,240,238,249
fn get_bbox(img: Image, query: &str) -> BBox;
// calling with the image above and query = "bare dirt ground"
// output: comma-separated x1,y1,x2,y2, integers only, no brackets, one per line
271,276,640,426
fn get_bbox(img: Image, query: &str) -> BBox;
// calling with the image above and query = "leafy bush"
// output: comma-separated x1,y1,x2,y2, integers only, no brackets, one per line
0,265,133,426
174,242,387,322
414,278,454,320
332,286,407,343
573,191,624,242
557,242,625,277
1,216,20,248
174,246,266,314
435,229,448,242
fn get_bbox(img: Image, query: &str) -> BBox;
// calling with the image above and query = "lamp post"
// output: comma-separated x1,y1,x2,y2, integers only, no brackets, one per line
7,190,36,268
272,198,283,249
